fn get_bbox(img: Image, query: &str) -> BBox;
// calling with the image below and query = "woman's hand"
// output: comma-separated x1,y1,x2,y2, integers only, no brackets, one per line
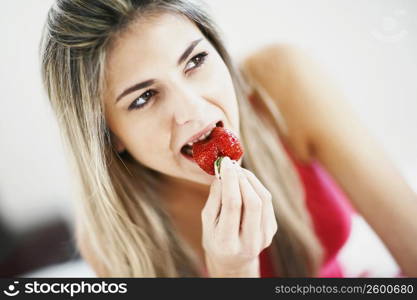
201,157,278,277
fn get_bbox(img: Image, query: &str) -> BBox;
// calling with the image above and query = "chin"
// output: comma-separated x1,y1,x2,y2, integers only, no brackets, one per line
185,171,215,186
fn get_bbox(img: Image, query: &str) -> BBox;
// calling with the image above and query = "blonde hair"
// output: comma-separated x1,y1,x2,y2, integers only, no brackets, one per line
40,0,323,277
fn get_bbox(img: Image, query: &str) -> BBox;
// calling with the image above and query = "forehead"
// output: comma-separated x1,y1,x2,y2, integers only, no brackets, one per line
105,13,204,99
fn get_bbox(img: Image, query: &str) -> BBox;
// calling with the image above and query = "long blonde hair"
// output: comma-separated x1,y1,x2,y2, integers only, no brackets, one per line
40,0,323,277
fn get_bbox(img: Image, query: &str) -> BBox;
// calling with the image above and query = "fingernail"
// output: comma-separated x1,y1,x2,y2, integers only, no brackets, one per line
226,158,234,170
219,157,230,178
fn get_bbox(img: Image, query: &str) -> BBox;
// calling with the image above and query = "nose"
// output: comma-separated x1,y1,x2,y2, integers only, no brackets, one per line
171,86,206,126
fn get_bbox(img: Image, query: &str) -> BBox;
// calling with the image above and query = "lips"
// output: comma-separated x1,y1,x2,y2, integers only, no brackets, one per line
180,121,223,159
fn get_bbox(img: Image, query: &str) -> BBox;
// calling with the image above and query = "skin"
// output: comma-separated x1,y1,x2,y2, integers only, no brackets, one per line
103,13,276,277
242,44,417,276
104,13,240,187
84,13,417,277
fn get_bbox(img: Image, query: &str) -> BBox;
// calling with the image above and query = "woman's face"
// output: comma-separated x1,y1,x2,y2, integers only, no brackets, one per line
104,13,240,186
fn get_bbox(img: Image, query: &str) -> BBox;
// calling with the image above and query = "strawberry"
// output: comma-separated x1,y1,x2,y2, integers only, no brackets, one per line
192,127,244,175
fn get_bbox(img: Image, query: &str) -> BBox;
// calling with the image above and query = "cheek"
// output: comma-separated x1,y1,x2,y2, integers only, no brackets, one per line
125,121,169,164
209,61,239,129
108,112,164,163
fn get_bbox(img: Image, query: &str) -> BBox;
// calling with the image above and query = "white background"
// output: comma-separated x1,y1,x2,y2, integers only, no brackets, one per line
1,1,416,276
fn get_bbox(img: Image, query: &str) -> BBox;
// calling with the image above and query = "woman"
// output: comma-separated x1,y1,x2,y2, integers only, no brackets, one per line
40,0,417,277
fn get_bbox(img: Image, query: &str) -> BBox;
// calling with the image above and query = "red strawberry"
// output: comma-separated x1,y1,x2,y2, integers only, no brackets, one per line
192,127,244,175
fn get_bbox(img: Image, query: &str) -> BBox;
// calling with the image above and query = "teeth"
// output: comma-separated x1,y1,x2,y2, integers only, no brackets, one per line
198,130,211,141
186,125,216,147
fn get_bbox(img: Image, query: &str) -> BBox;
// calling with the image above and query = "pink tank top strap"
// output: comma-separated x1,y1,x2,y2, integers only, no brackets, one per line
259,140,354,277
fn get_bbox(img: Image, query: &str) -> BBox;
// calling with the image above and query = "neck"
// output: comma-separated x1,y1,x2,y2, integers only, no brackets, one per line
159,174,210,271
160,174,211,207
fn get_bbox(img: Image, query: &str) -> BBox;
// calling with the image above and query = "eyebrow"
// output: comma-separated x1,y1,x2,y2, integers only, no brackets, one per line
177,38,202,65
115,79,155,103
115,38,203,103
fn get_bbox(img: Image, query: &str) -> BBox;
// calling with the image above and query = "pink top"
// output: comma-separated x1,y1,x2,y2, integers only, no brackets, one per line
199,90,353,277
259,142,354,277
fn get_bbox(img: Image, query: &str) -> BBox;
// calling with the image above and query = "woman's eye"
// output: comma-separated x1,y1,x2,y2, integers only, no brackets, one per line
185,51,208,73
128,89,156,111
127,53,208,111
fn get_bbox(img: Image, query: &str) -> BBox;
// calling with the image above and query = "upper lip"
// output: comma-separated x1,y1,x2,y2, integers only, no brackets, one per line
178,120,221,153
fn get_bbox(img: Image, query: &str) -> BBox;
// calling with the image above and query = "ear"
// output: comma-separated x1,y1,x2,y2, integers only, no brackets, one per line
110,131,126,154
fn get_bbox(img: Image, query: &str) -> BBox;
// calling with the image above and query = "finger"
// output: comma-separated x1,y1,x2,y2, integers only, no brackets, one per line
216,157,242,240
237,167,263,247
241,169,271,200
242,169,278,246
201,177,222,230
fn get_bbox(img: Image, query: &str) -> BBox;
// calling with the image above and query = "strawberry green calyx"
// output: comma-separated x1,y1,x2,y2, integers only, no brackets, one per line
214,156,224,175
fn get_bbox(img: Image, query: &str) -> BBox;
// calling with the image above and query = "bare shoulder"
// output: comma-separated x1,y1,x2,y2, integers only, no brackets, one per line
239,43,321,163
241,44,417,276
